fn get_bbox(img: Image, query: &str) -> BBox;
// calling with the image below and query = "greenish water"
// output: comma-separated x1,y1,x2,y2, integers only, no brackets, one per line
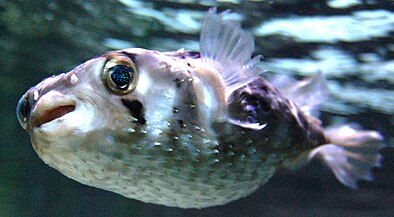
1,0,393,216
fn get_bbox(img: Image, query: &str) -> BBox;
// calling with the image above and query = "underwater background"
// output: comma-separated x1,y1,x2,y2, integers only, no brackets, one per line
0,0,393,216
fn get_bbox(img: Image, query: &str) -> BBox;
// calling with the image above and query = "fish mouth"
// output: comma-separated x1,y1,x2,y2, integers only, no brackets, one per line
32,105,76,128
30,91,76,128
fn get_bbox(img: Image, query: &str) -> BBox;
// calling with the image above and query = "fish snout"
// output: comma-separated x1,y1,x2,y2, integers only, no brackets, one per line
17,73,80,130
17,88,76,130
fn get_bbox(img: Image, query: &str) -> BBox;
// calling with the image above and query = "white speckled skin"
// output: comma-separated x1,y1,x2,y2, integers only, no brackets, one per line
17,9,383,208
25,48,285,208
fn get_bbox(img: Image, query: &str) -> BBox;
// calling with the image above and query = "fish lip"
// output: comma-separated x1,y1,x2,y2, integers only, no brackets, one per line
29,91,76,129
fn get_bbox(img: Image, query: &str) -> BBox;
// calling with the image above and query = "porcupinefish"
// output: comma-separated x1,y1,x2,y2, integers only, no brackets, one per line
16,8,384,208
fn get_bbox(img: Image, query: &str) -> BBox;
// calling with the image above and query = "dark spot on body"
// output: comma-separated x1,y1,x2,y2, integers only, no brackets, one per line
174,78,183,88
121,99,147,125
246,115,257,123
178,120,186,128
260,85,269,92
173,107,179,113
185,51,200,58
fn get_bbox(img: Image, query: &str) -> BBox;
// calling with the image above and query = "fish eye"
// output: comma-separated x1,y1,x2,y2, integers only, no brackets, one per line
103,55,138,94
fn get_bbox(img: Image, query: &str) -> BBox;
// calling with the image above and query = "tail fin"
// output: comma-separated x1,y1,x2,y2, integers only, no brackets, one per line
309,125,384,189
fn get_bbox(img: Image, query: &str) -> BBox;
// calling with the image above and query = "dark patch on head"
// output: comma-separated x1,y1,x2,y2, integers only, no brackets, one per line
121,99,146,125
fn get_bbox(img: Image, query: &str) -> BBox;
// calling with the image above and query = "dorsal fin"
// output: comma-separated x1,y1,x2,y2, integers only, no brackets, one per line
199,8,262,99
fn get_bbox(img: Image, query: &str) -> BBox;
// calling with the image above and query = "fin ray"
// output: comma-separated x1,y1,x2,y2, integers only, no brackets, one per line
199,8,261,97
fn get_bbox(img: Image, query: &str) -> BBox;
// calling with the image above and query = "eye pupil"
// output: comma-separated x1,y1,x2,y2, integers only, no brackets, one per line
110,65,133,89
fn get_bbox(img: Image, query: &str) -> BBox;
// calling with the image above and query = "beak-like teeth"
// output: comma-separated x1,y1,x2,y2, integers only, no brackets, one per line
30,91,76,128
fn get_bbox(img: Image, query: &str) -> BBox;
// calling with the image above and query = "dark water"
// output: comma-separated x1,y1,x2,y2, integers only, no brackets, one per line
1,0,393,216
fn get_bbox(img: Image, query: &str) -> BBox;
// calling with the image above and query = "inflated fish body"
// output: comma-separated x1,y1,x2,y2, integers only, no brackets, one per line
17,9,383,208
